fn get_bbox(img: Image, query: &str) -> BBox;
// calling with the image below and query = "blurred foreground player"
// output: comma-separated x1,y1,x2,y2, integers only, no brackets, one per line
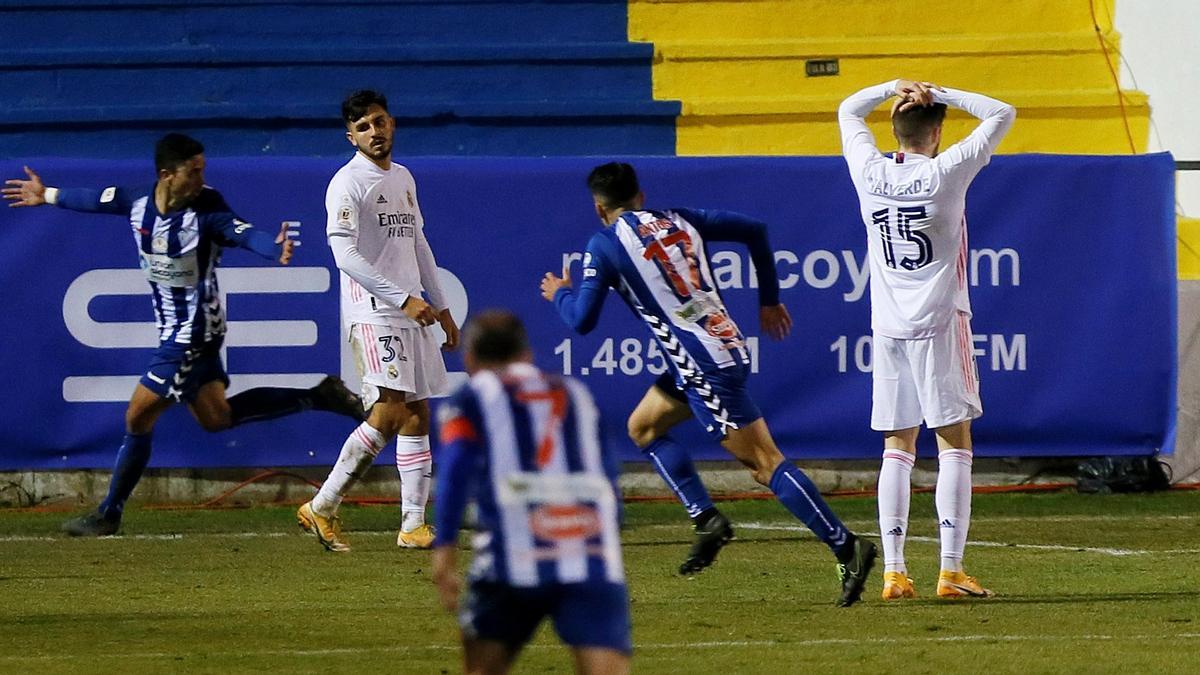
297,90,460,552
838,78,1015,599
432,311,630,675
2,133,363,536
540,162,876,606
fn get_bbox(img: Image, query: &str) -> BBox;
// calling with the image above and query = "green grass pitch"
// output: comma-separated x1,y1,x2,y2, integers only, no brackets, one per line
1,491,1198,673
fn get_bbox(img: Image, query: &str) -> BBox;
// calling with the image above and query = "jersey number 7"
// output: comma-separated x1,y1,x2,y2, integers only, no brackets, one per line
873,206,933,271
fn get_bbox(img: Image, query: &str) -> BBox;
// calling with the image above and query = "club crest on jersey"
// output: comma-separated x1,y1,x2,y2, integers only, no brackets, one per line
704,310,743,345
407,191,415,208
152,236,169,253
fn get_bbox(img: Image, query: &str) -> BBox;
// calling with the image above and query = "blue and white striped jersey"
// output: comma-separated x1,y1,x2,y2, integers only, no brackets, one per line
434,362,624,588
55,184,282,346
554,208,780,379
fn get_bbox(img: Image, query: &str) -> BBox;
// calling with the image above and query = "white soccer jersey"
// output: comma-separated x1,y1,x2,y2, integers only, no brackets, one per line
839,81,1016,339
325,152,447,328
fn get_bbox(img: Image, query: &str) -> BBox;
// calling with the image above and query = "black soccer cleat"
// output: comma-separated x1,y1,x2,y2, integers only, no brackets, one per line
311,375,366,422
62,510,120,537
836,534,878,607
678,511,734,576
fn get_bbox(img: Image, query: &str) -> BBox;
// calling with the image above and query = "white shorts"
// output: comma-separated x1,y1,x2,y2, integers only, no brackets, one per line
871,312,982,431
350,323,449,409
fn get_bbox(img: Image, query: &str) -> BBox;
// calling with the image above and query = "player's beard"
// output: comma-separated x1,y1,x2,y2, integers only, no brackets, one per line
360,137,392,161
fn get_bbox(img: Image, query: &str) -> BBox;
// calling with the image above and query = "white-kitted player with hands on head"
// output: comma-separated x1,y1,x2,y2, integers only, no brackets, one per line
838,78,1015,600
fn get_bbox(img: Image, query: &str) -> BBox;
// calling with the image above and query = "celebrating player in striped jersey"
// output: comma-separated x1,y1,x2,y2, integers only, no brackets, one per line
3,133,365,536
297,90,460,552
540,162,876,607
838,79,1015,599
432,311,629,675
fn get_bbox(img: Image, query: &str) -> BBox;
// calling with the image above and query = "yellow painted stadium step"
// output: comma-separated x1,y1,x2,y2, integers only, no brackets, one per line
1181,217,1200,280
649,32,1125,99
676,90,1149,155
629,0,1114,42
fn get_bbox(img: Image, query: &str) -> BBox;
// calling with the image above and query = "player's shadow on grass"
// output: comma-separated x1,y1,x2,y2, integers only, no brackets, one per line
977,591,1200,605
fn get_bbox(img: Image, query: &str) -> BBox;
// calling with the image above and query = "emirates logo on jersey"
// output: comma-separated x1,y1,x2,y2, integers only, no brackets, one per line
530,504,601,541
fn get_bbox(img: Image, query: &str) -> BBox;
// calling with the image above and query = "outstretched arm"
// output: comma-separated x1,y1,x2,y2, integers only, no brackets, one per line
676,209,792,339
4,166,130,214
211,210,294,264
542,233,618,335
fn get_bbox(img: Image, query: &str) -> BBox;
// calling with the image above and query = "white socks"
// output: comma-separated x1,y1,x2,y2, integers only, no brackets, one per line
878,450,915,574
396,435,433,533
936,448,974,572
312,422,386,517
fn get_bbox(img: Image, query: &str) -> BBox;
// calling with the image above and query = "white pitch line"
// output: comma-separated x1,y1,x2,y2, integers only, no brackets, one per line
0,530,399,543
3,633,1200,662
732,522,1200,557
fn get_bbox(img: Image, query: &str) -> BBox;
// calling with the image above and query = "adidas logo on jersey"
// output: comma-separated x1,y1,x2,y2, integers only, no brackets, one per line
376,194,388,204
886,526,904,536
939,519,955,529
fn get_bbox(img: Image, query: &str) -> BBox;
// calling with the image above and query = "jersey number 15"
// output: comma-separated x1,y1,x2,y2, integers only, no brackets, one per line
873,206,932,271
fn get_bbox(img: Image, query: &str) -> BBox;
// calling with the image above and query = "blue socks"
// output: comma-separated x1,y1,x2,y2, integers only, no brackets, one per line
98,432,153,521
643,436,714,519
228,387,314,427
768,462,851,556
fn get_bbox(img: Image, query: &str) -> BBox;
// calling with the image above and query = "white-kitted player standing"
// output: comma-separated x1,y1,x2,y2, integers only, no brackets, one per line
298,89,461,552
838,78,1015,599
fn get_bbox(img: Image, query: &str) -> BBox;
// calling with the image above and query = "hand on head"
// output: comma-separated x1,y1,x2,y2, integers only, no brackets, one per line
892,79,944,115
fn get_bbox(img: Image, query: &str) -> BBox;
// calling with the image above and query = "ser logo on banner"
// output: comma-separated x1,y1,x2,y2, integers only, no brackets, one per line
61,266,471,403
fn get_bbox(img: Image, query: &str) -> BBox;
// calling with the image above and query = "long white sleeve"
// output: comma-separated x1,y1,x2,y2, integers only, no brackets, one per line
328,232,412,311
414,224,448,311
838,80,898,170
932,87,1016,175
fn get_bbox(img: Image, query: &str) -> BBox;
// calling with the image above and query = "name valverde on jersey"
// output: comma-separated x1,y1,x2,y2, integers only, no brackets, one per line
838,81,1016,339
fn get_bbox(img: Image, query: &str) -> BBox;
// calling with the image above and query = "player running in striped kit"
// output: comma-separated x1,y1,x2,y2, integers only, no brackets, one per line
540,162,876,607
297,90,460,552
838,78,1015,599
3,133,364,536
432,311,630,674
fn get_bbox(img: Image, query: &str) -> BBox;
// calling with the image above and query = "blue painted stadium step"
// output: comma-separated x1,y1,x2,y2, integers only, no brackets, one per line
0,0,679,156
0,99,681,127
2,43,658,108
0,115,678,157
0,0,632,49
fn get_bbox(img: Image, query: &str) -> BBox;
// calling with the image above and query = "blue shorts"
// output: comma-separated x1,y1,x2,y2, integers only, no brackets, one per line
140,339,229,403
460,580,631,655
655,362,763,440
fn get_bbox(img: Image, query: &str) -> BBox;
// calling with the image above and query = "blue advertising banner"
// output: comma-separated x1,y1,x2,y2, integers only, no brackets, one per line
0,154,1176,468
